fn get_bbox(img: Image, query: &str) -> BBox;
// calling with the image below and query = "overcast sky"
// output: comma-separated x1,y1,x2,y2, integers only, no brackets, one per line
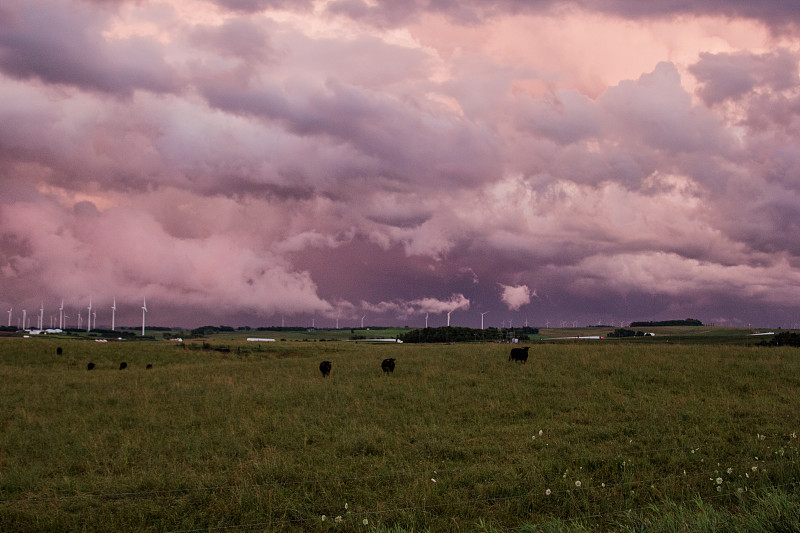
2,0,800,329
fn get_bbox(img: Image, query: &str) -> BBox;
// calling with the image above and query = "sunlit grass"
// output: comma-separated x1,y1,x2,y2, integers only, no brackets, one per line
0,337,798,531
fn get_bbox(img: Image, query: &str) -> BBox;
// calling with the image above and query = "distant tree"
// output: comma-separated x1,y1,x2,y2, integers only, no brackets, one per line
399,326,536,343
758,332,800,347
630,318,703,327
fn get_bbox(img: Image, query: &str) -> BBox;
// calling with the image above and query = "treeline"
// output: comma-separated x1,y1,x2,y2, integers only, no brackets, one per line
758,331,800,347
399,326,538,343
630,318,703,327
606,328,653,338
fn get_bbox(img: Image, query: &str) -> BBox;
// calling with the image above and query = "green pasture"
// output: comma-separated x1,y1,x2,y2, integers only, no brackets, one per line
0,335,798,532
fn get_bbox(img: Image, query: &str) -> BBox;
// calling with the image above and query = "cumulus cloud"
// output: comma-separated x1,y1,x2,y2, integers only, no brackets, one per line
689,49,800,106
363,294,470,319
499,284,533,311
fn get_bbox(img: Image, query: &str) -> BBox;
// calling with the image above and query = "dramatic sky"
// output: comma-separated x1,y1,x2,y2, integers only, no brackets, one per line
2,0,800,329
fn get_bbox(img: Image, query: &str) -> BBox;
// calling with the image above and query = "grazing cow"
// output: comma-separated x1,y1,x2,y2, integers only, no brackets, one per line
146,363,153,370
119,362,128,370
56,347,63,355
319,360,332,377
508,346,530,363
381,358,396,374
87,362,95,370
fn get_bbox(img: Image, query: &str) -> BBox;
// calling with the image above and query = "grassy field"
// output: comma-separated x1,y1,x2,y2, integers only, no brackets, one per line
0,333,798,532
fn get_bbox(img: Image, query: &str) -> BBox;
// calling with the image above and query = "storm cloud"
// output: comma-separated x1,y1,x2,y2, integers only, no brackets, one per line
2,0,800,329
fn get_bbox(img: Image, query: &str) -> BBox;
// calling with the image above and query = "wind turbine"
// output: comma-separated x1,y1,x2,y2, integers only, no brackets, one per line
39,302,44,330
22,309,27,331
360,314,366,328
480,311,489,330
7,307,11,327
447,311,451,327
141,298,147,336
59,300,64,330
78,311,82,330
111,297,116,331
87,298,92,332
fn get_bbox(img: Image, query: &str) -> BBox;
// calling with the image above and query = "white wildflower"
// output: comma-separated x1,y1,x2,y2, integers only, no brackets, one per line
545,488,552,496
575,480,581,487
716,477,723,485
539,430,543,436
335,516,343,523
726,467,733,474
363,518,369,525
321,515,326,522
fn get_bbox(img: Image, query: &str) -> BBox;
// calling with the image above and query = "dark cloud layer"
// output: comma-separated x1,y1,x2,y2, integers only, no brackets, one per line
324,0,800,30
0,1,179,96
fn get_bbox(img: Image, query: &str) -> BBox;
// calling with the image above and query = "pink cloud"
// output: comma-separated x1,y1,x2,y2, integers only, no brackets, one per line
499,284,532,311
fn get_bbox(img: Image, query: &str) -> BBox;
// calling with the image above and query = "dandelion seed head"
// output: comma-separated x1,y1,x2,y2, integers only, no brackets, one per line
575,480,581,487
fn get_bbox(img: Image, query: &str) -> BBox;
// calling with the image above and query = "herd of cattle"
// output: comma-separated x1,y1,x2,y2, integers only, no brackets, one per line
318,348,529,377
58,345,531,374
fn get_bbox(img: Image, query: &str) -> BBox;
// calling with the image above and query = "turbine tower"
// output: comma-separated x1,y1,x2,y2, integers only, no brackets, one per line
425,313,429,328
111,297,116,332
87,298,92,332
7,307,11,327
360,314,366,328
39,302,44,330
447,311,451,327
22,309,27,331
141,297,147,336
480,311,489,330
59,299,64,330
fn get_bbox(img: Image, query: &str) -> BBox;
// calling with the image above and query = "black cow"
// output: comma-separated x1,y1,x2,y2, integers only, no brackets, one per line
87,362,95,370
146,363,153,370
56,347,63,355
119,362,128,370
381,358,396,374
508,346,530,363
319,360,332,377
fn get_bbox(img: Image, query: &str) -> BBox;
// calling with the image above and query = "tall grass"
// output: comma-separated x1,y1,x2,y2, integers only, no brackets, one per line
0,337,798,531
